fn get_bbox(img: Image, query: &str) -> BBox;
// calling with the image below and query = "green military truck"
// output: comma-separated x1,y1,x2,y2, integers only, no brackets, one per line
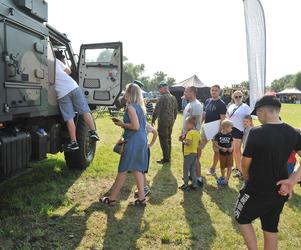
0,0,123,180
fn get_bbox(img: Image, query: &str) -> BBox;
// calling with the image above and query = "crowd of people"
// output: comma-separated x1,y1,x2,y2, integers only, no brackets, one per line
53,54,301,249
101,82,301,250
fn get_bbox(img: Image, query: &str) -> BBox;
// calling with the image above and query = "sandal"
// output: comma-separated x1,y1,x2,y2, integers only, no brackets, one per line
179,184,190,191
132,198,146,207
100,197,116,206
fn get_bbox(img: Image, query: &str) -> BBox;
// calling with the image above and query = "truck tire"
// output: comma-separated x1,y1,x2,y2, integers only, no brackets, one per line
64,115,96,169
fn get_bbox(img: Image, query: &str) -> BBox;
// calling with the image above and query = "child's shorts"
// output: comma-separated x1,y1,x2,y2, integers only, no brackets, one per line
200,127,219,152
287,162,296,175
58,87,91,121
219,154,233,169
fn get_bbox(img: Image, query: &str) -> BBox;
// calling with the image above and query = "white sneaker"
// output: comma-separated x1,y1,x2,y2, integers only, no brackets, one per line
206,167,216,176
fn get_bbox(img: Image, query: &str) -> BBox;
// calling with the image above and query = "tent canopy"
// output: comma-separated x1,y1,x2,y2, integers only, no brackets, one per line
169,75,210,110
277,88,301,95
171,75,208,89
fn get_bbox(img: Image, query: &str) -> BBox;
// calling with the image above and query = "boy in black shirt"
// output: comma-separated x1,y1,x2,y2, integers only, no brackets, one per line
234,96,301,250
214,119,234,186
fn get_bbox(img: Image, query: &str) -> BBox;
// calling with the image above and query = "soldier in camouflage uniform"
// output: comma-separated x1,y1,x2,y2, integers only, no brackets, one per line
151,82,178,164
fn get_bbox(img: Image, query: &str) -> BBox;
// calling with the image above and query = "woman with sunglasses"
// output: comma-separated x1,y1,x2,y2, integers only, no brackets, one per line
227,90,251,178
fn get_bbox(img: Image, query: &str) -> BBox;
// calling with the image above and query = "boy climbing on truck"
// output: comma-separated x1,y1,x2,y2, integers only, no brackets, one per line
54,50,99,151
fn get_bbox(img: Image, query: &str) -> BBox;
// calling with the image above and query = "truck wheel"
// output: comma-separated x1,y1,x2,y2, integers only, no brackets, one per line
64,115,96,169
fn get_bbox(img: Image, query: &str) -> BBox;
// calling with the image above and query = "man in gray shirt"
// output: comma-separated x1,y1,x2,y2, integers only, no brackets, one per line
181,86,204,185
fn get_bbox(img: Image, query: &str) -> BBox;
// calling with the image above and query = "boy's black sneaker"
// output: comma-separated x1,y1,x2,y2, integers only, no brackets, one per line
64,142,79,152
89,130,100,141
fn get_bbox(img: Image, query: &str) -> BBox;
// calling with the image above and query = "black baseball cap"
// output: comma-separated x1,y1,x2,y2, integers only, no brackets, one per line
55,50,65,60
251,95,281,115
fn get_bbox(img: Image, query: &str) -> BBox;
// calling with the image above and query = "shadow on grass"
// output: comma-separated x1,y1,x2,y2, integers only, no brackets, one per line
101,203,148,249
0,158,82,217
41,199,147,249
148,164,178,205
182,189,217,249
46,172,144,249
102,174,136,201
287,191,301,212
0,158,83,249
204,183,240,232
0,156,142,249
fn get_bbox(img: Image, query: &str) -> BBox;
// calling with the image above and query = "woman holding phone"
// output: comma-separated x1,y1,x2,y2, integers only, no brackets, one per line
100,83,148,206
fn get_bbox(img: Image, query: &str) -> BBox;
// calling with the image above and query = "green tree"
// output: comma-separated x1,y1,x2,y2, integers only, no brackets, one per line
270,74,294,92
122,62,145,88
151,71,167,86
239,81,249,90
148,72,176,89
96,49,113,62
166,77,176,86
292,72,301,90
119,56,176,91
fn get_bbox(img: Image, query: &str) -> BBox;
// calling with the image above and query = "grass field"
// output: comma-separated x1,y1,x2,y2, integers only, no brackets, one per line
1,104,301,249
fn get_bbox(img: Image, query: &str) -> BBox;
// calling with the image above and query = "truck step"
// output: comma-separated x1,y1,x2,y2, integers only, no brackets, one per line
0,131,31,180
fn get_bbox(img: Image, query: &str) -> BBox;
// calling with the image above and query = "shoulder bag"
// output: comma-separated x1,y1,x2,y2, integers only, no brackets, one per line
229,103,243,118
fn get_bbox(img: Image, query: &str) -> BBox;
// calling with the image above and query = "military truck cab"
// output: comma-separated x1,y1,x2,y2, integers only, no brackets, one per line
0,0,123,180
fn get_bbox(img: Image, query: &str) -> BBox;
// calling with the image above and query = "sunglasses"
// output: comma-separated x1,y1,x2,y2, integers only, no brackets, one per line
234,96,242,99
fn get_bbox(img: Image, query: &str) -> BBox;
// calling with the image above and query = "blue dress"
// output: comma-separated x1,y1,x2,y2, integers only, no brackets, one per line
118,104,148,173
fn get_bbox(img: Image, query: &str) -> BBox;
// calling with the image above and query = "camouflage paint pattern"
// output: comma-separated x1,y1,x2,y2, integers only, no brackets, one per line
0,0,59,122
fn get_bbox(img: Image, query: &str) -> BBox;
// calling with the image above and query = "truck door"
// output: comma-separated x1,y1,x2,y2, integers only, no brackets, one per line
78,42,122,106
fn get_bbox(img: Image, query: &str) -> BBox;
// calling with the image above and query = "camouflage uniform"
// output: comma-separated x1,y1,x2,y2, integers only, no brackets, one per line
151,92,178,162
114,95,127,110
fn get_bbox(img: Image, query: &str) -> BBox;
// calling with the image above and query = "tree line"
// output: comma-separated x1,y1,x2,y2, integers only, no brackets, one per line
122,57,176,91
97,49,301,92
270,72,301,92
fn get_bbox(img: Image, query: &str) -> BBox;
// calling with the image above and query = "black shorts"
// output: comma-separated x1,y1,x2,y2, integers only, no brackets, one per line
144,148,151,174
234,189,287,233
232,127,244,139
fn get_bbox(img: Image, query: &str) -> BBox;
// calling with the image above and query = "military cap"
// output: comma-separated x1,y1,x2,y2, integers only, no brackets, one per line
133,80,144,88
158,82,168,88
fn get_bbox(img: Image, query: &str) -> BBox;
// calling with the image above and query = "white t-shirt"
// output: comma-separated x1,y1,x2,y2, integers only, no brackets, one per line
55,59,79,99
182,99,203,135
227,103,251,132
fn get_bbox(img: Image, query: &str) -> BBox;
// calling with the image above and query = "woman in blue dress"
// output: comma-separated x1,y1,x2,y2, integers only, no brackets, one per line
100,83,148,206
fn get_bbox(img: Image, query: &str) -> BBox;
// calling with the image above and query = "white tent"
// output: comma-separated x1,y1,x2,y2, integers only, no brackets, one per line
172,75,208,89
277,87,301,103
277,88,301,95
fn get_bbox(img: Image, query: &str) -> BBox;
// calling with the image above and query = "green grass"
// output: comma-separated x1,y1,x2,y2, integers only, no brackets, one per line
1,104,301,249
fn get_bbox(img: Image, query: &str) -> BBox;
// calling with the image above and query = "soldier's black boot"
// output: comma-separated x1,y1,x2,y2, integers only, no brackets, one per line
156,159,170,164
